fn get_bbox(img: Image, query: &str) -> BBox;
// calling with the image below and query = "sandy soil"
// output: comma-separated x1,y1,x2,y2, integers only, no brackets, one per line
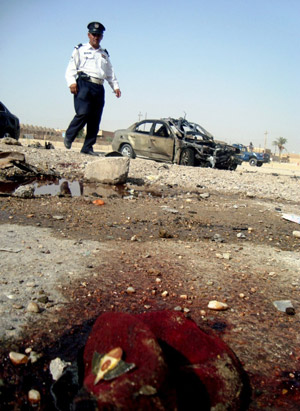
0,140,300,410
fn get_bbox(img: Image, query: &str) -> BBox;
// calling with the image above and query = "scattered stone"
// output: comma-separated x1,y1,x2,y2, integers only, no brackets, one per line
174,306,182,311
199,193,210,199
49,357,72,381
84,157,130,184
212,234,224,243
37,295,49,304
13,184,35,198
273,300,294,313
130,235,139,242
126,287,135,295
208,300,229,311
9,352,28,365
161,206,179,214
222,253,231,260
53,215,64,220
286,307,295,315
246,192,256,198
237,233,246,239
26,301,40,313
29,351,42,363
161,291,169,297
1,137,22,145
179,294,188,300
292,231,300,238
28,389,41,405
159,228,173,238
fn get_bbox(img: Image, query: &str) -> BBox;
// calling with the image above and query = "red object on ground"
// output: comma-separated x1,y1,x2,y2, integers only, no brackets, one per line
83,312,176,409
83,311,248,410
138,310,248,410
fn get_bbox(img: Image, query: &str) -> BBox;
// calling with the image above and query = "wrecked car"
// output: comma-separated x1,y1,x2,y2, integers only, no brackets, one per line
0,101,20,140
112,118,241,170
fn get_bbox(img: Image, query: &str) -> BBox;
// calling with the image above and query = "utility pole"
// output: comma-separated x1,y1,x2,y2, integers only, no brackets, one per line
264,130,268,150
138,112,142,121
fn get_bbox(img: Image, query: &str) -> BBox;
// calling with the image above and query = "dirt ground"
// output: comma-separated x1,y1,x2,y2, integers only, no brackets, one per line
0,142,300,410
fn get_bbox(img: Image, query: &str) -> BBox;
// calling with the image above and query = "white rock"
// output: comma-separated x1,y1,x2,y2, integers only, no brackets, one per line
26,302,40,313
292,231,300,238
208,300,229,311
9,352,28,365
49,357,71,381
126,286,135,294
28,389,41,404
84,157,130,184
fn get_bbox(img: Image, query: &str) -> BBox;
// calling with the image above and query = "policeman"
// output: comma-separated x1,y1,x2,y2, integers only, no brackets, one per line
65,22,121,155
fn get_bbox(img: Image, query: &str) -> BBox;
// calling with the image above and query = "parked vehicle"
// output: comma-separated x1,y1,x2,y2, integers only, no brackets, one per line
0,102,20,140
232,144,270,167
112,118,241,170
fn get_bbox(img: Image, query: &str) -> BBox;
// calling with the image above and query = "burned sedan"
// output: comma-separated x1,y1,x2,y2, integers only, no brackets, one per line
112,118,241,170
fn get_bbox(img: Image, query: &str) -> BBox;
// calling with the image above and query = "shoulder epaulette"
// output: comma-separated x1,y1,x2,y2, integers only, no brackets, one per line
104,48,110,57
75,43,83,49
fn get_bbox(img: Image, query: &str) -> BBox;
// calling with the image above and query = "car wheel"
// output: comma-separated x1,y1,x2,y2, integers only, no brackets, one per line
249,158,257,166
180,148,195,166
120,144,135,158
257,162,263,167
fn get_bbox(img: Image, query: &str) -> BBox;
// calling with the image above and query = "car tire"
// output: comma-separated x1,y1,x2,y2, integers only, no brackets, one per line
120,144,136,159
249,158,257,166
180,148,195,166
257,162,263,167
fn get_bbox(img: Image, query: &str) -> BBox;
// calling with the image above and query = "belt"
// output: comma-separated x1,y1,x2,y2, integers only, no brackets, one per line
88,76,104,85
78,72,104,85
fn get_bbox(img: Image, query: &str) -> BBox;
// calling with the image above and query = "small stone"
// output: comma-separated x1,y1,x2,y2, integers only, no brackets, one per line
286,307,295,315
200,310,206,316
29,351,42,363
292,231,300,238
239,293,245,299
52,215,64,220
161,291,169,297
237,233,246,239
222,253,231,260
179,294,188,300
9,352,28,365
50,357,71,381
208,300,229,311
174,306,182,311
126,287,135,294
12,304,23,309
199,193,210,199
37,295,49,304
28,389,41,404
155,278,162,283
26,302,40,313
130,235,139,241
183,308,191,313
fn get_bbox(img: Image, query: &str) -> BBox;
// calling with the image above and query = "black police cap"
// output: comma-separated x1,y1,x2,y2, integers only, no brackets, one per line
87,22,106,34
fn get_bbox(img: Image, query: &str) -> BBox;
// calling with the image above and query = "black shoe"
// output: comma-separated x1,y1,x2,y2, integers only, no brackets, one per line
80,150,99,156
64,138,72,149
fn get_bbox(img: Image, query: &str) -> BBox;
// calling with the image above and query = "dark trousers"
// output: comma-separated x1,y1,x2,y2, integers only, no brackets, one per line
66,78,105,152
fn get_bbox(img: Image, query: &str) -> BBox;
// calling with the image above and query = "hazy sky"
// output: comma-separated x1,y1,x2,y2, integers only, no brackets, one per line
1,0,299,153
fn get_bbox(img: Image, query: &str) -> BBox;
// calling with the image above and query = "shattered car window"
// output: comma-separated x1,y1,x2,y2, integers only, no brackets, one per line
134,121,153,134
153,123,170,137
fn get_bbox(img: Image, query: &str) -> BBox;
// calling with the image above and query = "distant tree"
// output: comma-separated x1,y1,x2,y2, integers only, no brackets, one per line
272,137,287,158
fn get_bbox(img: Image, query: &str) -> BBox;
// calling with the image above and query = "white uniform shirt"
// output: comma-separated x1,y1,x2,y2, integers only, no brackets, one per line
65,42,120,91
